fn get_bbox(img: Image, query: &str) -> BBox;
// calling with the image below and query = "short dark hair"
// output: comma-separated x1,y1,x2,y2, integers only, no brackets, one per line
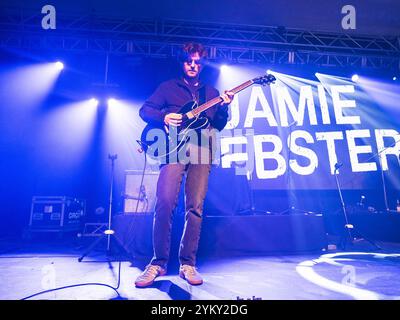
178,42,208,63
182,42,208,58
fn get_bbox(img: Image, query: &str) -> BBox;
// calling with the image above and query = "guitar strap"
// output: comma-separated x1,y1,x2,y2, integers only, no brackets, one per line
198,85,206,105
198,85,208,121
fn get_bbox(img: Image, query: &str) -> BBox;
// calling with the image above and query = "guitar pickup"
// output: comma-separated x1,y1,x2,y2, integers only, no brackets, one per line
186,111,195,119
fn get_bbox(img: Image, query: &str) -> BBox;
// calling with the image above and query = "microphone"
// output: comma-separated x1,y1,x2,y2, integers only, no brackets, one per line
123,193,145,201
123,192,147,201
136,140,146,153
334,162,343,171
140,185,147,200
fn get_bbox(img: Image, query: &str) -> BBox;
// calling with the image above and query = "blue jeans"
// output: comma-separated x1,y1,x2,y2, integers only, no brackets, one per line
150,161,212,269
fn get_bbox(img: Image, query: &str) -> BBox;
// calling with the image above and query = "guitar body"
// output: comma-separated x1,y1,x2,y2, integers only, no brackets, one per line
140,100,209,163
139,74,276,163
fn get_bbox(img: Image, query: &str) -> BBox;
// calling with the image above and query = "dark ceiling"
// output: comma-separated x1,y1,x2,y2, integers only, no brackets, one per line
3,0,400,36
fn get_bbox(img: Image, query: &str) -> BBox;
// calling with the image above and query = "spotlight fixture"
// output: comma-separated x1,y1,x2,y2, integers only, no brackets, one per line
89,98,99,107
351,74,359,82
107,98,117,107
393,76,397,81
220,64,229,72
55,61,64,70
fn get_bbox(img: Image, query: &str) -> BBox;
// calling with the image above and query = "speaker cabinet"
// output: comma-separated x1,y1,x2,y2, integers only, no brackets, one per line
123,170,159,214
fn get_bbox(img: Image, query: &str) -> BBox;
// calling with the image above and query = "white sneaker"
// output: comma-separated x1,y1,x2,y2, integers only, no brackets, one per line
179,265,203,285
135,264,167,288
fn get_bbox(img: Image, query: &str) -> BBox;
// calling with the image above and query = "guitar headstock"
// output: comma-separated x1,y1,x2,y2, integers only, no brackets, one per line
252,74,276,86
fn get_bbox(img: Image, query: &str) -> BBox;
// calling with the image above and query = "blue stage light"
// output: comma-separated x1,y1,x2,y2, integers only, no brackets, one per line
220,65,229,72
351,74,359,82
89,98,99,107
55,61,64,70
107,98,117,107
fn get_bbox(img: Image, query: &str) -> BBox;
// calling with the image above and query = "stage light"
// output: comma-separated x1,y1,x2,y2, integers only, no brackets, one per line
107,98,117,107
55,61,64,70
2,63,65,110
351,74,359,82
220,65,229,72
89,98,99,107
267,69,272,75
393,76,397,81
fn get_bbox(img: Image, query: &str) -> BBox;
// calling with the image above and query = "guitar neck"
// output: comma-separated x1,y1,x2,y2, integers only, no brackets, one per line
189,79,254,117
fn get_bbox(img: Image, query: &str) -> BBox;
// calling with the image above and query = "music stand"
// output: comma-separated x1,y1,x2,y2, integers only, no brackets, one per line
226,150,276,215
333,163,381,251
237,169,276,215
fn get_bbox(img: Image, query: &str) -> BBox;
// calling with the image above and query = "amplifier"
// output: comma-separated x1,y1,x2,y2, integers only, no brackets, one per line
29,196,86,231
123,170,159,214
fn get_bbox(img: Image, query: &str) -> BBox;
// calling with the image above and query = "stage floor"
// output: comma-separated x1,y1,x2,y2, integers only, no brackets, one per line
1,238,400,300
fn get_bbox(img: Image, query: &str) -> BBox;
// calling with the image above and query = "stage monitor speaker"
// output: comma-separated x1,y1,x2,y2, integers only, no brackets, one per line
123,170,159,214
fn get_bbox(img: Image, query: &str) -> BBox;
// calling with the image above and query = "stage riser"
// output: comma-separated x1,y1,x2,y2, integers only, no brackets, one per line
113,214,328,258
324,213,400,242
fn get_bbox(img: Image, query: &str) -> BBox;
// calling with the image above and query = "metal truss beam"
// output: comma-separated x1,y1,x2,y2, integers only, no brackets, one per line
1,8,399,70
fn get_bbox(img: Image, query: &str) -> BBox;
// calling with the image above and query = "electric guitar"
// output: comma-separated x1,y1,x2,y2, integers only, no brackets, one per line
140,74,276,162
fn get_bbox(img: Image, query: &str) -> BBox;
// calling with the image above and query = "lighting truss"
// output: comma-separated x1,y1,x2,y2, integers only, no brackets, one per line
1,8,399,70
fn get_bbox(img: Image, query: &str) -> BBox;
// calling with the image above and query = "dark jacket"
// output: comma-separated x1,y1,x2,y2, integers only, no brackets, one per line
139,78,229,131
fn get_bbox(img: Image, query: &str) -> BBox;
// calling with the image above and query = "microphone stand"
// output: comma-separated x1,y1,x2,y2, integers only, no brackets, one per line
119,140,152,256
242,169,275,215
334,163,381,251
106,154,117,253
79,154,119,261
363,137,400,212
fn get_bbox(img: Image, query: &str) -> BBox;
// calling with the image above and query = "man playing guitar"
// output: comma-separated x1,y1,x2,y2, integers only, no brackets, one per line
135,42,234,287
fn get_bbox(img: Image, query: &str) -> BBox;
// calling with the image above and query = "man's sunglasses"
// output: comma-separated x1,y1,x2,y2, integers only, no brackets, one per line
184,58,204,65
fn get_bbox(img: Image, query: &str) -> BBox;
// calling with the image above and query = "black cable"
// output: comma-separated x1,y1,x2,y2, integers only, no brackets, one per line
20,146,145,300
20,152,126,300
121,142,149,246
42,141,151,302
20,260,122,300
135,150,147,214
